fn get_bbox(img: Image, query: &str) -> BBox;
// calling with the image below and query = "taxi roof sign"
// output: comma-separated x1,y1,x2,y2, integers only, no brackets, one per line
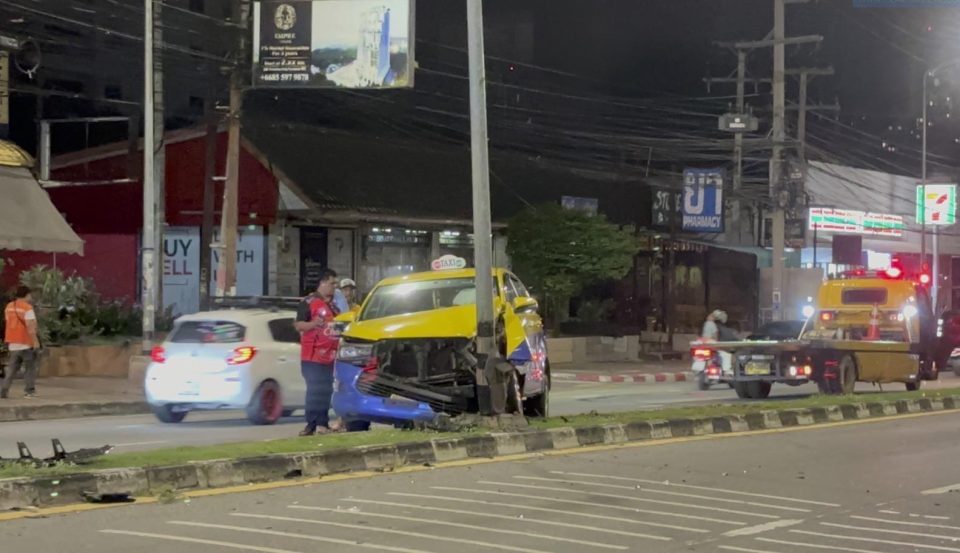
431,255,467,271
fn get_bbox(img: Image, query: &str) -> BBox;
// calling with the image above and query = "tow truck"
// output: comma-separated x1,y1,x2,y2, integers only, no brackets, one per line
704,266,940,399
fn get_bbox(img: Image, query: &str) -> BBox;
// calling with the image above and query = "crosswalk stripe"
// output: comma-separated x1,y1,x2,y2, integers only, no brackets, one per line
549,471,840,507
339,497,669,542
821,521,960,542
388,492,708,533
288,505,636,549
229,514,548,553
757,537,886,553
481,479,779,520
790,528,960,552
851,515,960,532
431,485,746,526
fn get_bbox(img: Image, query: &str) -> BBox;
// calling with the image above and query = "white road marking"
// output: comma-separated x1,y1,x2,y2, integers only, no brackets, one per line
722,519,805,537
791,528,960,552
851,515,960,532
549,470,842,507
821,522,960,543
494,478,779,520
431,485,746,526
757,537,886,553
113,440,169,448
388,492,708,533
167,521,438,553
719,546,787,553
923,483,960,495
101,529,305,553
878,510,900,515
929,516,953,521
288,506,638,548
517,475,809,513
229,514,549,553
633,485,811,513
339,497,669,542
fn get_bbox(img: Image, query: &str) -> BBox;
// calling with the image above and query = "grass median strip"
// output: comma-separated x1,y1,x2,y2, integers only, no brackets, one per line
2,387,959,480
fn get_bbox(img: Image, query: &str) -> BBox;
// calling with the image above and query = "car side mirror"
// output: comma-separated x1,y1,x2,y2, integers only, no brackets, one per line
512,296,539,313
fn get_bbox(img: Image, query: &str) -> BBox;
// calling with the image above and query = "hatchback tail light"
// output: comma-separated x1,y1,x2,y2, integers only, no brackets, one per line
227,346,257,365
820,311,835,322
150,346,166,364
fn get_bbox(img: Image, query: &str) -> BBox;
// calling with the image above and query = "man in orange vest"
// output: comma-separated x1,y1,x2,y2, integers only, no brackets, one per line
2,286,40,399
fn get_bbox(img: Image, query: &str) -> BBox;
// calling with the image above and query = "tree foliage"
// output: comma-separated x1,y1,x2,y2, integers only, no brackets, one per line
506,204,638,320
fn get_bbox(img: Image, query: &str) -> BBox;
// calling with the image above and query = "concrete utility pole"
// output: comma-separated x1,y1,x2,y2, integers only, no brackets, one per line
216,0,249,298
770,0,786,322
141,0,165,352
200,73,218,310
466,0,497,410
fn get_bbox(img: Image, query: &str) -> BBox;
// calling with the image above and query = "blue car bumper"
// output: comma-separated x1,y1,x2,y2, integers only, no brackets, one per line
332,362,439,425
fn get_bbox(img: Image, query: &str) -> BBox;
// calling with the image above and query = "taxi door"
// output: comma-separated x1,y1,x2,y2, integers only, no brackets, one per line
500,271,546,364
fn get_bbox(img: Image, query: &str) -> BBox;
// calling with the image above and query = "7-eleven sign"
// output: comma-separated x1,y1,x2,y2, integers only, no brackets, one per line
916,184,957,225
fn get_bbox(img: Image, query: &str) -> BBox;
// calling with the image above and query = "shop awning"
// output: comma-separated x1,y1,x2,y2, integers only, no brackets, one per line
0,165,84,255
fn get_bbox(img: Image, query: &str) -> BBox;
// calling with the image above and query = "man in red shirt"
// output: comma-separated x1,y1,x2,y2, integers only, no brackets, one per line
294,269,341,436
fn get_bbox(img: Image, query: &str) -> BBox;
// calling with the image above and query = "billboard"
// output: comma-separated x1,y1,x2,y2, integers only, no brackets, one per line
916,184,957,225
808,207,904,238
561,195,599,215
681,168,725,233
252,0,414,88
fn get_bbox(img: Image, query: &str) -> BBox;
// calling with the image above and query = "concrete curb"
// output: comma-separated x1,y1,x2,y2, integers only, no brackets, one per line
2,394,957,511
552,371,694,384
0,401,150,423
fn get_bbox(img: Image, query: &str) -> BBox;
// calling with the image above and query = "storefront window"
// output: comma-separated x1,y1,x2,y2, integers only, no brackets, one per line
361,227,432,291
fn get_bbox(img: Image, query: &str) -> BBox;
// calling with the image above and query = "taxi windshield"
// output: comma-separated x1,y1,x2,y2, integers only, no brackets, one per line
360,277,497,321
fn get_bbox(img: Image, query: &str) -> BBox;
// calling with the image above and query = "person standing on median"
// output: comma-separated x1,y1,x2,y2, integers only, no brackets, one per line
2,286,40,399
294,269,342,436
339,278,362,314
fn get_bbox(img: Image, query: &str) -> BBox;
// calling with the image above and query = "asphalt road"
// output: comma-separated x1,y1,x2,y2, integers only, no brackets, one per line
1,374,958,459
4,408,960,552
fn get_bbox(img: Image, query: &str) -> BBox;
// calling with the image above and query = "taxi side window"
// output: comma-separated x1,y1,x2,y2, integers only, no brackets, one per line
503,277,518,303
509,274,530,298
269,318,300,343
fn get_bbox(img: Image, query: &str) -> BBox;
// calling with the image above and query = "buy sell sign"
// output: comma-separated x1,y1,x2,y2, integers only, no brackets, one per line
916,184,957,226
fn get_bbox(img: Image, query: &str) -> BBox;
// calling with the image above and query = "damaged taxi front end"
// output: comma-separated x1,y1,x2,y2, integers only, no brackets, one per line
332,269,550,426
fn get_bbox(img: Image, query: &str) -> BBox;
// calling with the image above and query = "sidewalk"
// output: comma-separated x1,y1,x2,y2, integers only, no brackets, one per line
552,359,693,384
0,377,148,422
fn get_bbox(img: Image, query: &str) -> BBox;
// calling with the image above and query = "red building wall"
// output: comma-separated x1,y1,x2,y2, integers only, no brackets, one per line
2,234,138,300
2,132,279,302
50,132,279,233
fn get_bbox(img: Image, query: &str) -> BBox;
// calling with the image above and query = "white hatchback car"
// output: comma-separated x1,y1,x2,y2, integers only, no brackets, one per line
145,305,305,425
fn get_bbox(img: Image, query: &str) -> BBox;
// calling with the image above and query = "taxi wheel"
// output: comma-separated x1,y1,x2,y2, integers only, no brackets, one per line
523,387,549,418
906,380,922,392
246,381,284,425
505,371,523,414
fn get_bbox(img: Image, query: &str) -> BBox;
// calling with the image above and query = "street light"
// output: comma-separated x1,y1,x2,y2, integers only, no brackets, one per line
921,59,960,313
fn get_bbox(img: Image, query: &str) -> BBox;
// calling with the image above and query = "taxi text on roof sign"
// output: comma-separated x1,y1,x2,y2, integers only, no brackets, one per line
431,255,467,271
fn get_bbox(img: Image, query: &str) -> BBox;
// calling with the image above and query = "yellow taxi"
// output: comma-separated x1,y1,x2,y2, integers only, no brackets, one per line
331,258,550,428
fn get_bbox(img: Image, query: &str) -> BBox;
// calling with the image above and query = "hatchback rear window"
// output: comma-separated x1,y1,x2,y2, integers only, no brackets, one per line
170,321,246,343
841,289,888,305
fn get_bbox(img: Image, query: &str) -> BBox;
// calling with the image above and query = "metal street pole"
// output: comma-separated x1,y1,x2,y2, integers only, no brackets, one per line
770,0,786,322
922,70,928,304
466,0,496,408
922,59,960,312
141,0,157,352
